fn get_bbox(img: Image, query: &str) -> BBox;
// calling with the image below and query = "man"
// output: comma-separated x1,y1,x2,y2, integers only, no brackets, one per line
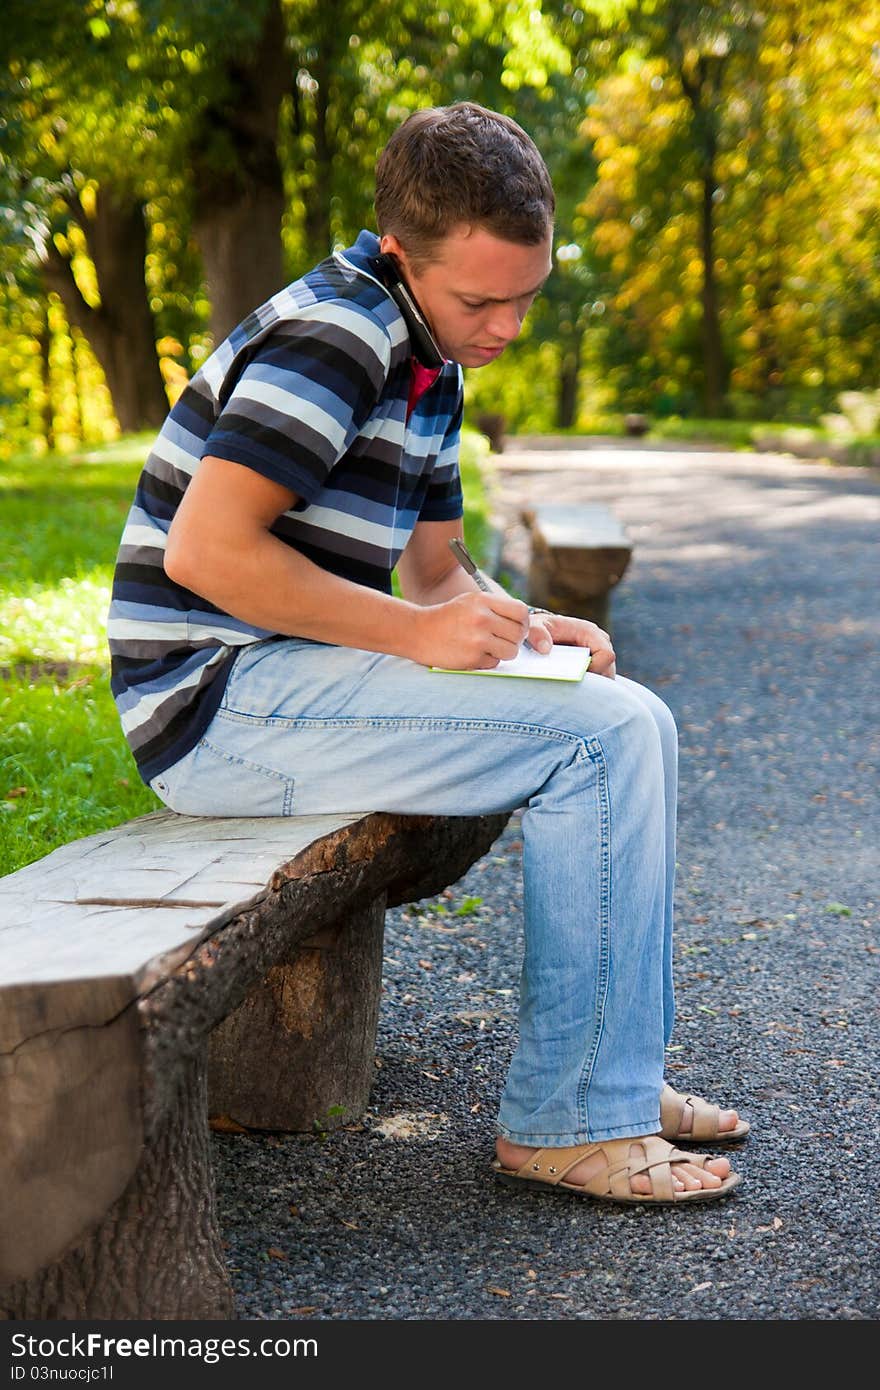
109,102,746,1203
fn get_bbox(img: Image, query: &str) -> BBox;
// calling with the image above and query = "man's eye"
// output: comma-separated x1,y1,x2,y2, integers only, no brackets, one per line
462,301,487,311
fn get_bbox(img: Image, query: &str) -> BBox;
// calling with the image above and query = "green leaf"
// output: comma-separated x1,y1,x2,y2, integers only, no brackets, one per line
455,895,483,915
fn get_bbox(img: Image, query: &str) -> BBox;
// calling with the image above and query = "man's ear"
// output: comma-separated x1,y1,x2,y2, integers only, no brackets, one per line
379,233,415,280
378,233,404,258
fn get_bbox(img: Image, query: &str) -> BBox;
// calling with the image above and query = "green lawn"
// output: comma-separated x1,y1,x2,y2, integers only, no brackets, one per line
519,413,880,464
625,414,879,463
0,435,161,875
0,429,494,876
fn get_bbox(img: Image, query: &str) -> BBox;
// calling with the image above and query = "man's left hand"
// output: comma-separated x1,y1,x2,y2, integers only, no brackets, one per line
528,610,616,679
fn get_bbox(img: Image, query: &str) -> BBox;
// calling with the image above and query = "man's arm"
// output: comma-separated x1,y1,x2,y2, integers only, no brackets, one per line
395,518,480,606
164,456,530,670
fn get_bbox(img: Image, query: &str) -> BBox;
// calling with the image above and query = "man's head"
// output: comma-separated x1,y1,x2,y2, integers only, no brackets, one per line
374,102,555,367
375,102,555,267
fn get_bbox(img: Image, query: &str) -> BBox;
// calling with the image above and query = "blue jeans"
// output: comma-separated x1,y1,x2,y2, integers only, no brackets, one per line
151,637,678,1147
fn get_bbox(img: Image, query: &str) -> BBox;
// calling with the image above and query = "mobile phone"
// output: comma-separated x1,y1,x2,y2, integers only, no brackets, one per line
372,252,444,369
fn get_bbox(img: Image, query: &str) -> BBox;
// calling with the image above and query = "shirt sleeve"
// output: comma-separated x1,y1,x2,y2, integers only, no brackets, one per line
418,381,464,522
202,300,392,502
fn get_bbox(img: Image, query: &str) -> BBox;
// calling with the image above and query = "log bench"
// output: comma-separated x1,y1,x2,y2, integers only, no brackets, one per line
521,502,633,630
0,806,508,1321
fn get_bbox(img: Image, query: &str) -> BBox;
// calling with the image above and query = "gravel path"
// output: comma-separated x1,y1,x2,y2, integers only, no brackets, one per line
213,444,879,1323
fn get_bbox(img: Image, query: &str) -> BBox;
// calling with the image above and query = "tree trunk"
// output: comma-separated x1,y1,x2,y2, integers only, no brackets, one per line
191,0,289,343
699,168,727,416
302,52,334,262
556,329,584,429
71,327,87,440
38,312,54,450
40,190,170,433
678,56,729,418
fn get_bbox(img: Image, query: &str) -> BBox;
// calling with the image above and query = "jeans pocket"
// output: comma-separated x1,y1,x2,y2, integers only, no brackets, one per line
220,636,282,708
151,736,295,817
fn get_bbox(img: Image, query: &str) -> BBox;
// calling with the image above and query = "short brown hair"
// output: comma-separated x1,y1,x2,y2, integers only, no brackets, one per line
374,102,555,266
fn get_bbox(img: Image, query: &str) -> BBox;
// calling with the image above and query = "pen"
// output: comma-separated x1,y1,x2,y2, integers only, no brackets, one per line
448,535,493,593
448,536,535,651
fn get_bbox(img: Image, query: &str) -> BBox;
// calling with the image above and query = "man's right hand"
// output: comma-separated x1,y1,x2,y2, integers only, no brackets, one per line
414,590,531,669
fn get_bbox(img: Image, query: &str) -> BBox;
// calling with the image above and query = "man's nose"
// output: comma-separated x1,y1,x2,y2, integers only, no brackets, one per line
485,302,524,344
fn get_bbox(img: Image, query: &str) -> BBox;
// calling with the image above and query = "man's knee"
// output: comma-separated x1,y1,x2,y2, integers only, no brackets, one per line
615,677,678,749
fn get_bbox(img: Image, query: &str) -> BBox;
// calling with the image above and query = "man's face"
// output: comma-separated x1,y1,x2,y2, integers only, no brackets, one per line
379,224,553,368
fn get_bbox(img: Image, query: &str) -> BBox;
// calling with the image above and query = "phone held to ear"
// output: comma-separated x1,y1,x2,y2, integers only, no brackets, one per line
373,252,444,369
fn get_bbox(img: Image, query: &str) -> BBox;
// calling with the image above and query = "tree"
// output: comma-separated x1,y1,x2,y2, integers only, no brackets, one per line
577,1,767,415
2,4,174,432
574,0,880,419
37,185,172,433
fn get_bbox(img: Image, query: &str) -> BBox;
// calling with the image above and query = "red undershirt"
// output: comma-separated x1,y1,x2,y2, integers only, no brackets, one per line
406,360,443,420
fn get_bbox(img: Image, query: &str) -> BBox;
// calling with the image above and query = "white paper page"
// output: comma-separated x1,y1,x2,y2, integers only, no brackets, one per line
431,644,591,681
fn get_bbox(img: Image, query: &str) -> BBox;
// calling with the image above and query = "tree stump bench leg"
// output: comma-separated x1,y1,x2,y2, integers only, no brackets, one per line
522,504,633,632
2,1054,232,1321
208,893,386,1132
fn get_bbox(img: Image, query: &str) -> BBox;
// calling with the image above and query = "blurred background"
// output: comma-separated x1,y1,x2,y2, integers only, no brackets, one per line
2,0,879,454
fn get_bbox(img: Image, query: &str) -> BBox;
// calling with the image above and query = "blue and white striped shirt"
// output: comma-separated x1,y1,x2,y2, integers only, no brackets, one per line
108,231,464,782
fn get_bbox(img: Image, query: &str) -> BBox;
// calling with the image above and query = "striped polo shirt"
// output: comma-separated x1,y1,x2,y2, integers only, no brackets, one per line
108,230,464,784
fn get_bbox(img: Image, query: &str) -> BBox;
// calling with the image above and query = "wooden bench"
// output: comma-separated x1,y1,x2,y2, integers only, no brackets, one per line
521,503,633,630
0,806,508,1321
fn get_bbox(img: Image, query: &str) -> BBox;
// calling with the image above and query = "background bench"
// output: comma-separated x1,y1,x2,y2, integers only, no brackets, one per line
521,502,633,630
0,806,508,1321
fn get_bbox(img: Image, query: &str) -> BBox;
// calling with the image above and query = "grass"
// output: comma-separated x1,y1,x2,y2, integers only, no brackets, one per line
0,672,162,874
527,413,880,464
505,412,880,466
645,417,762,448
648,416,880,465
0,428,495,876
506,414,761,446
0,435,161,875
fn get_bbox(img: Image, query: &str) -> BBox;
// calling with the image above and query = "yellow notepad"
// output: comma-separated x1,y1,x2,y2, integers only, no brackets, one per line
431,644,591,681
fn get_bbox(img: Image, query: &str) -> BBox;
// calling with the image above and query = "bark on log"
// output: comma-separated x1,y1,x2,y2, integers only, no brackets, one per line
208,895,386,1131
1,1055,231,1321
0,1006,142,1289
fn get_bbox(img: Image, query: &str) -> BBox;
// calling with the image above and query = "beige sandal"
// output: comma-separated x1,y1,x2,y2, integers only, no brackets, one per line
660,1084,751,1145
492,1134,742,1205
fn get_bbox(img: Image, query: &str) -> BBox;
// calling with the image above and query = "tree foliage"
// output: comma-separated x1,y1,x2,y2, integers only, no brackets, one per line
577,0,880,418
1,0,877,452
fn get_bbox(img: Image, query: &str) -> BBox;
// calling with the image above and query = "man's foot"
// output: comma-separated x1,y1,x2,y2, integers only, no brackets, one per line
495,1136,732,1197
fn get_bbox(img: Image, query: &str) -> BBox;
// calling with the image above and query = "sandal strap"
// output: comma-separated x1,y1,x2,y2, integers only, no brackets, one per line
661,1084,723,1141
511,1144,603,1184
511,1136,707,1201
602,1135,691,1201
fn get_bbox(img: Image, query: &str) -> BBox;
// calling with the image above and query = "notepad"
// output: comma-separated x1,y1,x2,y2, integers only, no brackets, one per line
431,644,591,681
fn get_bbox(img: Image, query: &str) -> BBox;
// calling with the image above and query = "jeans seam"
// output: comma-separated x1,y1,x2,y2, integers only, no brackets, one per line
201,735,296,797
574,734,612,1139
215,710,586,746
